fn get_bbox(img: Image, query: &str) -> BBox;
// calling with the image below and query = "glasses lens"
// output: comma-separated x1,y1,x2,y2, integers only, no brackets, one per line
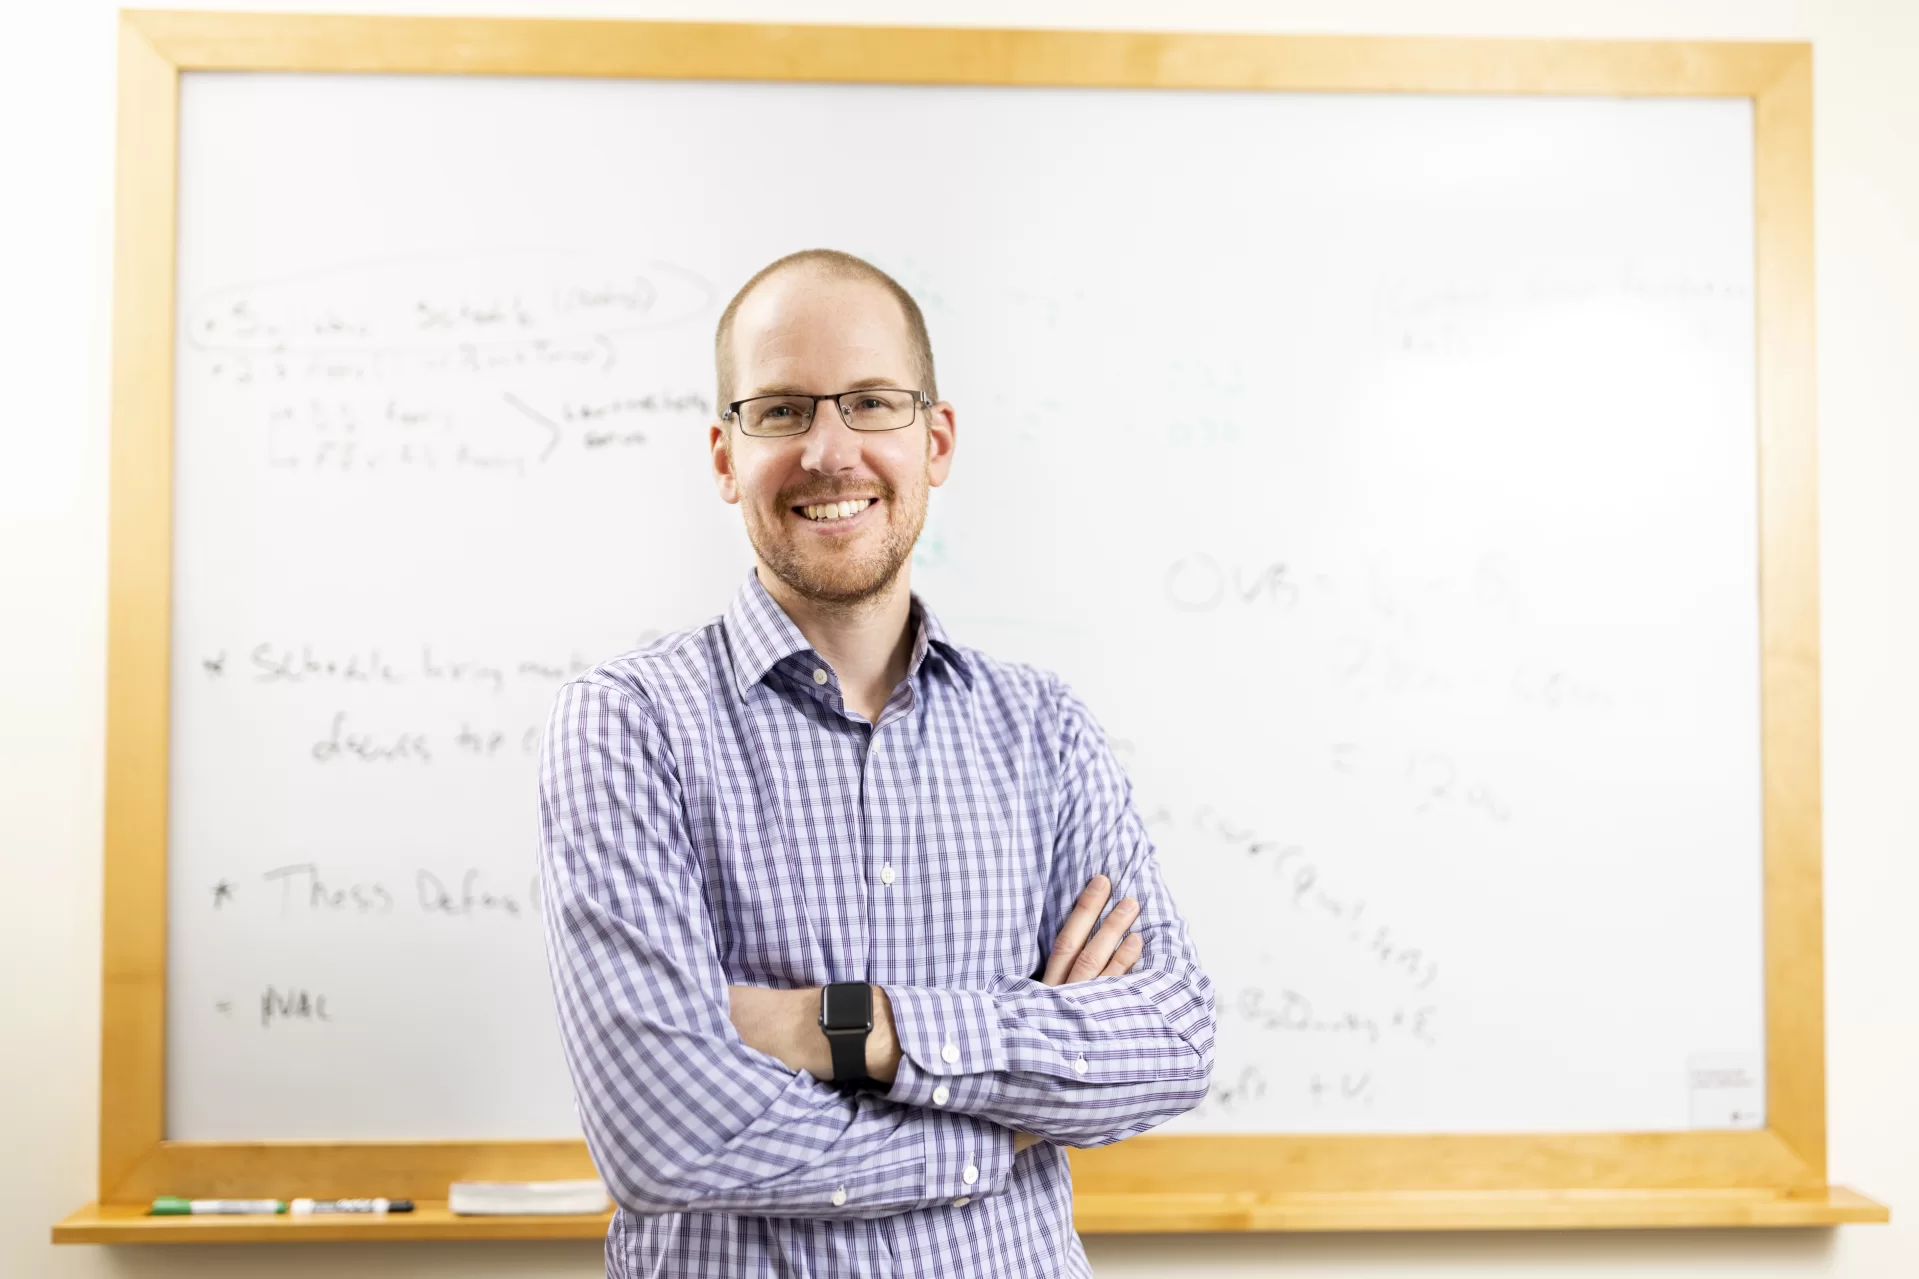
742,396,814,436
839,390,917,431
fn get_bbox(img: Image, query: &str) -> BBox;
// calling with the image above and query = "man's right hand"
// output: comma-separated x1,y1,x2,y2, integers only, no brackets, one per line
1013,875,1144,1155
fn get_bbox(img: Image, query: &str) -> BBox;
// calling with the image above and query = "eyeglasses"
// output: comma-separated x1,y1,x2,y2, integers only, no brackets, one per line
722,388,932,438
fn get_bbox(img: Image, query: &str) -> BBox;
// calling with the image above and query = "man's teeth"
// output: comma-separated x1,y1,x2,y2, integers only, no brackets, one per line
800,498,875,522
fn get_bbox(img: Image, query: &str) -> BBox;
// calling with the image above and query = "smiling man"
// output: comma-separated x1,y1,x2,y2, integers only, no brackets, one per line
538,249,1216,1279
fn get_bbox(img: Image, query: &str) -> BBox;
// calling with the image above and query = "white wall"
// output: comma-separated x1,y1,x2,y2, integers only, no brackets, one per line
3,1,1912,1275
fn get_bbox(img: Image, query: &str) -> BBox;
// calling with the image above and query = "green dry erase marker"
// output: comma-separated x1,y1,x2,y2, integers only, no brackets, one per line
150,1197,287,1215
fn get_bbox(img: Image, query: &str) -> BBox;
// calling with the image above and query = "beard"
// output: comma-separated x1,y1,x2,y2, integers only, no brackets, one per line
743,470,928,609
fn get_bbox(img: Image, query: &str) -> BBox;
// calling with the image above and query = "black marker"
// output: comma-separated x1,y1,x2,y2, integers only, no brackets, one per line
289,1198,415,1215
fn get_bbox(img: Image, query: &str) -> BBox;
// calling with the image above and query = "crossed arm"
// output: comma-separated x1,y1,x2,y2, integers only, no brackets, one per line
725,873,1148,1155
538,676,1216,1219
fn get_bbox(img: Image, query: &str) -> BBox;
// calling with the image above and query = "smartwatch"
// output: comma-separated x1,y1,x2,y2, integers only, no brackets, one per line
818,982,876,1093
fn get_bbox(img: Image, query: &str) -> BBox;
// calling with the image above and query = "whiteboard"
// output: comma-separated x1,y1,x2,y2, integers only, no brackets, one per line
167,71,1763,1141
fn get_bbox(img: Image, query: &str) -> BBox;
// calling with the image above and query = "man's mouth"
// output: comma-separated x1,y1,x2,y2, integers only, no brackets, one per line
794,497,877,524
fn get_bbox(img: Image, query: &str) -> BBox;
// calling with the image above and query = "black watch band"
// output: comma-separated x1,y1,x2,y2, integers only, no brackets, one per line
819,982,875,1093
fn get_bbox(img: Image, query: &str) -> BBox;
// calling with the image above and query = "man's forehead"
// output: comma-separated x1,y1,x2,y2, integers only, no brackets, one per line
733,271,915,388
736,268,906,332
740,344,909,399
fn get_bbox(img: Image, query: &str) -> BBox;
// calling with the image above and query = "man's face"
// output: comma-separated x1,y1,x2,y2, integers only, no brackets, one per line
711,272,956,607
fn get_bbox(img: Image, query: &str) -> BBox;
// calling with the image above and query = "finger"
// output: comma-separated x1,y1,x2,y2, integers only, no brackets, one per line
1100,932,1145,978
1042,876,1112,985
1069,896,1140,983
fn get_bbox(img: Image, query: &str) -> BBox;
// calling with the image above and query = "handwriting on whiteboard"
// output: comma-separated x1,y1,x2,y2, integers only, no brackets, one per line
187,251,715,356
201,636,662,691
1371,262,1749,358
1156,551,1632,722
1157,804,1446,995
238,862,542,921
185,250,718,479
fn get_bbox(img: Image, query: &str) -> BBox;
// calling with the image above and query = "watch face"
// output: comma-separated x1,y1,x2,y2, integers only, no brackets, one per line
822,983,871,1029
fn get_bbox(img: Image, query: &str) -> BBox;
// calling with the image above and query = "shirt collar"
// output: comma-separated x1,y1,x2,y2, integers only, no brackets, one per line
723,569,973,702
913,596,973,689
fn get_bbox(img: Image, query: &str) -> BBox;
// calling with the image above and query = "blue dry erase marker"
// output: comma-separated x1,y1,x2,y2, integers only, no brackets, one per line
150,1197,286,1215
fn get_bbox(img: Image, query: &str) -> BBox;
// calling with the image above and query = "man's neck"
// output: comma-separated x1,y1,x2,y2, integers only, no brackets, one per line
756,564,915,724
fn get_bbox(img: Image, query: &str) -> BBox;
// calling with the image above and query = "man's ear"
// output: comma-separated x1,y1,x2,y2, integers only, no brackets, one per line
926,400,957,489
710,421,741,504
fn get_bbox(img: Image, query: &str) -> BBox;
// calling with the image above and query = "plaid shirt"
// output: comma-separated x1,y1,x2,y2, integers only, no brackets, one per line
539,570,1215,1278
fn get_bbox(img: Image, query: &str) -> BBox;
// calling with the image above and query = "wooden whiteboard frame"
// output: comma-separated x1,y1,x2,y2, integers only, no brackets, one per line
59,8,1884,1243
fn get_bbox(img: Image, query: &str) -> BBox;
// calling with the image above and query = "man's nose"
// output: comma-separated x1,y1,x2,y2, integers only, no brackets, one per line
798,397,862,473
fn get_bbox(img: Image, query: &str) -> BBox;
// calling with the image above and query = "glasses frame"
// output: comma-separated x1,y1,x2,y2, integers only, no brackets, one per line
722,387,934,438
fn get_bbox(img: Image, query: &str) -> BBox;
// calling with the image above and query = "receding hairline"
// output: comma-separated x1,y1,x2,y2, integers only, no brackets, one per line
714,249,938,411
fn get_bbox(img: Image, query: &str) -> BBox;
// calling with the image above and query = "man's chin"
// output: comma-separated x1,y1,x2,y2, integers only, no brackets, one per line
759,544,904,608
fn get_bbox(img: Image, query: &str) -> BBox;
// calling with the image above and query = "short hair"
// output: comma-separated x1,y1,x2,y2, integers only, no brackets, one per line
714,249,938,412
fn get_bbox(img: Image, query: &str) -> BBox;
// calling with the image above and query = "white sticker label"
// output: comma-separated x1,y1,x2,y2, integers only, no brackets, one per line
1687,1053,1764,1129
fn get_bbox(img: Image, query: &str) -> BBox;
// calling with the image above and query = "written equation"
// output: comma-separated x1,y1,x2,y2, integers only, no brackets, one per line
1159,550,1636,721
1138,800,1456,1123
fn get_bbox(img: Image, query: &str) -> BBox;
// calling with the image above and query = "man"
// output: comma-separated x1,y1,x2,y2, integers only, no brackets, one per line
539,248,1215,1278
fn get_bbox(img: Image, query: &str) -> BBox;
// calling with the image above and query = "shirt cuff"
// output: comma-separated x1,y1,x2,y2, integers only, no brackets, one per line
883,985,1006,1114
919,1109,1015,1207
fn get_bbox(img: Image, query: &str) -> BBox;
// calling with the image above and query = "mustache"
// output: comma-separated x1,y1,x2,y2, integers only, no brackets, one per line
778,480,893,507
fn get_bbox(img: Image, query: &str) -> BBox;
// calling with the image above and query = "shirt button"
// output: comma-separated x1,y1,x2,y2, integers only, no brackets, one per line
880,864,895,886
831,1185,847,1206
932,1085,950,1107
941,1043,960,1064
812,667,829,685
1074,1053,1089,1076
962,1163,979,1186
952,1196,971,1208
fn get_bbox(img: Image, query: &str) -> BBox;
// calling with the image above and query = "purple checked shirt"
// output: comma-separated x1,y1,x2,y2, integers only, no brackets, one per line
538,570,1216,1278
